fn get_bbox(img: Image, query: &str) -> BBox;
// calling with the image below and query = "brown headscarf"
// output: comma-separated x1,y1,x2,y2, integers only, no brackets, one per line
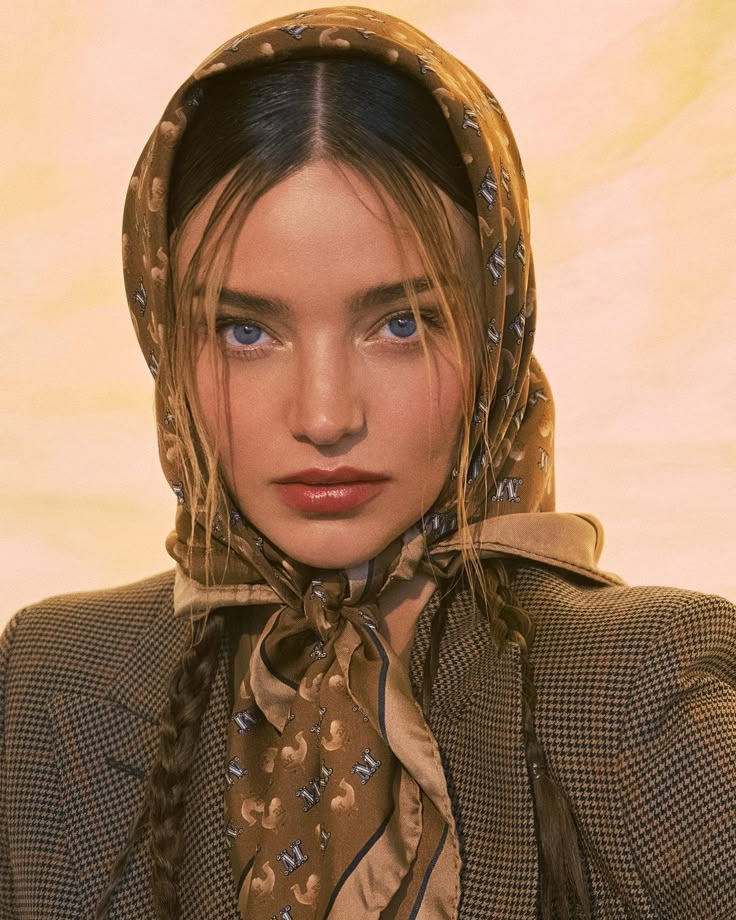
122,6,624,917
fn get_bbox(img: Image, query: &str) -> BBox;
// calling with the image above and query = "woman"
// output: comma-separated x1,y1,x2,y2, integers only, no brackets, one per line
1,6,734,919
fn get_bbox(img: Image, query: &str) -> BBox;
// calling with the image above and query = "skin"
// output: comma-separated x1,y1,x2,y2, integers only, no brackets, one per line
174,159,481,665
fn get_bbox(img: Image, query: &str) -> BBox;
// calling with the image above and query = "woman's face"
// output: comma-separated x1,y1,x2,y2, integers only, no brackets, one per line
175,159,480,569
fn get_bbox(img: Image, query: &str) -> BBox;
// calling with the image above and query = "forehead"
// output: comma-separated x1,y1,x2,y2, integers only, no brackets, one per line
171,160,479,290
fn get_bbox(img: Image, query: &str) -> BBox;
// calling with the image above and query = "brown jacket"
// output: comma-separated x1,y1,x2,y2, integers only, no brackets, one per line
1,562,735,918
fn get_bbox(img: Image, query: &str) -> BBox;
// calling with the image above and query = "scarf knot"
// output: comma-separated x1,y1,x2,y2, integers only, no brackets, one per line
303,573,380,643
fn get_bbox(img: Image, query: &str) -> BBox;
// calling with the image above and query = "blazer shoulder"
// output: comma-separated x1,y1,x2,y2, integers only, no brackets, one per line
512,565,736,918
514,561,735,666
516,562,736,728
1,569,178,695
617,587,736,918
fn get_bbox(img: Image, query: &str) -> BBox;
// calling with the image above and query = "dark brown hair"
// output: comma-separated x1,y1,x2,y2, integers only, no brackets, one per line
96,54,590,919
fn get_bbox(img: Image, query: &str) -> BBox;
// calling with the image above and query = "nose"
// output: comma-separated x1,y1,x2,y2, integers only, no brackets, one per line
287,342,366,447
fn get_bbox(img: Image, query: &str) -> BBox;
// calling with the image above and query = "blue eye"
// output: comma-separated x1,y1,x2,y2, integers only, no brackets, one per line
229,323,263,345
215,318,274,358
387,315,417,338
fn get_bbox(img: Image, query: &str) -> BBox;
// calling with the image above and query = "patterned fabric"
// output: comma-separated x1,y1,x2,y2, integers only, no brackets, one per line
1,565,735,918
226,572,460,918
119,6,628,913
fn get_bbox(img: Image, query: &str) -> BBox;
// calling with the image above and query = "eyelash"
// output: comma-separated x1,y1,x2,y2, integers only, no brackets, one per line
214,308,444,360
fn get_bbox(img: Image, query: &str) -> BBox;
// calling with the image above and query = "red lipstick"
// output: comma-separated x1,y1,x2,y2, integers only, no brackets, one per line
273,467,387,513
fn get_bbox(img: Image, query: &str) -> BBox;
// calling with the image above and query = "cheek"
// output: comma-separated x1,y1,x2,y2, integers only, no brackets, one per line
392,355,465,461
194,349,223,438
195,354,276,482
193,346,244,461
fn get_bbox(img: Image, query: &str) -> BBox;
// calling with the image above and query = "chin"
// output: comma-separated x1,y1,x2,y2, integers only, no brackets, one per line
270,524,400,572
284,546,376,571
244,503,421,571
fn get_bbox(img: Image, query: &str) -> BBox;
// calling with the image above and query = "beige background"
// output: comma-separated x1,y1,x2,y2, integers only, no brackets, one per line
2,1,735,628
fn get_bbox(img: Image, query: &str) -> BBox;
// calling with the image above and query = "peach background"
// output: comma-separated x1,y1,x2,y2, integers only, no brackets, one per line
2,1,735,628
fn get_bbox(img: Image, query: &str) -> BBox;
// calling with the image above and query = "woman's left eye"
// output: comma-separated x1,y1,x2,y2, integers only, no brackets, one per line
384,314,417,338
378,310,440,341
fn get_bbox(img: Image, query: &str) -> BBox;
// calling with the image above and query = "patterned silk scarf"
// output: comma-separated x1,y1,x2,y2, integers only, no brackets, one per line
121,6,624,917
226,567,461,919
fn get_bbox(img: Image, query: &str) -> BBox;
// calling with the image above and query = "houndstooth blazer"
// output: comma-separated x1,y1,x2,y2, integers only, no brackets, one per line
1,562,735,919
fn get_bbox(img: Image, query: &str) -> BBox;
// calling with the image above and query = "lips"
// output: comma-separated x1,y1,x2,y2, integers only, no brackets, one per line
274,467,386,486
273,468,387,513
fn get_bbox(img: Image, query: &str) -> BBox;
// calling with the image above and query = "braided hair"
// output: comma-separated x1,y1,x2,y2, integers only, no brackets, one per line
93,612,225,919
478,559,592,919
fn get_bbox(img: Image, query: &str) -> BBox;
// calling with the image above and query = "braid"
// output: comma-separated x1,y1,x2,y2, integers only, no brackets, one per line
93,611,225,920
483,559,591,920
148,611,225,917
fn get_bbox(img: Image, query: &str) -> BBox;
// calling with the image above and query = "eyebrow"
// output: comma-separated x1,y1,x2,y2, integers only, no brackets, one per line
204,274,447,319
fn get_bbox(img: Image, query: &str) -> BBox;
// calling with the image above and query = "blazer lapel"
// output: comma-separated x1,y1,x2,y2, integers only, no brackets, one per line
50,690,159,917
51,606,240,918
410,585,540,917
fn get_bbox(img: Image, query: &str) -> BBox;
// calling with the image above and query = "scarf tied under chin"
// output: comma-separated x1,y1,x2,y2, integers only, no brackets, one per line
223,569,462,919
